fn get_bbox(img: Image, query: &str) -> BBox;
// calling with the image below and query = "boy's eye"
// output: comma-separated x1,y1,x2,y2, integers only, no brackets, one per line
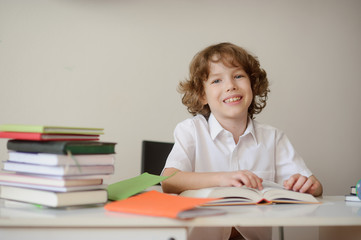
235,74,243,79
212,79,221,84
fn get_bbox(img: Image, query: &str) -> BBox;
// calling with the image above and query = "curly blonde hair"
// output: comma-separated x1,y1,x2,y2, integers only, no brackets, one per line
178,42,270,119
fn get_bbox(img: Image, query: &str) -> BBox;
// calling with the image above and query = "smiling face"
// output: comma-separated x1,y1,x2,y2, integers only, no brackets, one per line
201,57,253,124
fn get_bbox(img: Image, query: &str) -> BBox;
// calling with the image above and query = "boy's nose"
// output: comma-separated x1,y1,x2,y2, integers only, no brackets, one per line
226,79,237,92
227,86,236,92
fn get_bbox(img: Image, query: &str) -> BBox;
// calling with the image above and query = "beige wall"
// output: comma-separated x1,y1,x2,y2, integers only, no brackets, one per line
0,0,360,196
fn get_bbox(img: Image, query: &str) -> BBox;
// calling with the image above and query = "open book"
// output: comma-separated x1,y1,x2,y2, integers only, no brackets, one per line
179,181,320,205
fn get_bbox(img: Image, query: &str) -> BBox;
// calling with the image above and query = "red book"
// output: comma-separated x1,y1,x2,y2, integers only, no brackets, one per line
0,131,99,141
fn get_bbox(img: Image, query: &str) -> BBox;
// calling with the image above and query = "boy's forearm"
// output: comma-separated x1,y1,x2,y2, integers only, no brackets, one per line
162,168,265,194
161,168,221,194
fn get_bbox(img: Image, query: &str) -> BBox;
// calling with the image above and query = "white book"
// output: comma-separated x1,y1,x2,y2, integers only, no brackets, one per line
0,172,103,187
8,151,115,166
3,161,114,176
0,181,107,192
345,195,361,202
0,185,108,207
180,181,319,205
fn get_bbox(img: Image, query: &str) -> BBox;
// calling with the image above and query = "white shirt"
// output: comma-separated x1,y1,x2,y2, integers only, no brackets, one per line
164,114,312,240
164,114,312,184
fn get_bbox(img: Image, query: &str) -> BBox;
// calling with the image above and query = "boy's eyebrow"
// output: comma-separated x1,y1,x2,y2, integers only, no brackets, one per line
208,67,244,78
207,72,223,81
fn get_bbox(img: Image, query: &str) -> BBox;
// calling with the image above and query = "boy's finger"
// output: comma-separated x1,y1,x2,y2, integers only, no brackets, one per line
307,181,320,195
256,178,263,190
245,171,263,190
238,175,251,188
248,174,263,190
299,178,313,193
284,174,299,189
249,177,259,189
292,175,307,192
231,180,242,187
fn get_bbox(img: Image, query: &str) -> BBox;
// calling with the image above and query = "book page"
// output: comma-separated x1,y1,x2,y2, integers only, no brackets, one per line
181,186,264,204
261,180,284,190
258,180,318,203
263,187,319,203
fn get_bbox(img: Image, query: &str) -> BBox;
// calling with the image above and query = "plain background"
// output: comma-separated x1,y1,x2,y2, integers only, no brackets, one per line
1,1,361,239
0,0,360,197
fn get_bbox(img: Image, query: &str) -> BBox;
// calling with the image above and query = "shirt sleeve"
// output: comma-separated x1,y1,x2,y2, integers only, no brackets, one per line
162,119,196,172
275,130,313,183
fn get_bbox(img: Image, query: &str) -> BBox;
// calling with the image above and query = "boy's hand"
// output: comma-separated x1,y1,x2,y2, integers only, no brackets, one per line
219,170,263,190
283,174,322,196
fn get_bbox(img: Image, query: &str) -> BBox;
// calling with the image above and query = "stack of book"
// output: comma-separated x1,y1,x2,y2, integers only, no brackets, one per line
0,124,116,208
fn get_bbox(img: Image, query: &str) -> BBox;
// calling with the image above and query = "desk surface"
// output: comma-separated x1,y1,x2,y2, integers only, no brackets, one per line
0,196,360,228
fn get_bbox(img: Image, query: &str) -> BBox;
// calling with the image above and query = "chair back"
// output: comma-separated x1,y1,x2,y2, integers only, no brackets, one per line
141,140,174,175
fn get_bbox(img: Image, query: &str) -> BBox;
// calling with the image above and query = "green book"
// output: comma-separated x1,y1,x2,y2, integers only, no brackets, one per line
0,124,104,135
7,140,116,155
107,173,171,201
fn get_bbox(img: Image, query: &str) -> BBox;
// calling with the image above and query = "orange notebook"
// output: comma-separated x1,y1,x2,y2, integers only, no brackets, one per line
104,190,225,219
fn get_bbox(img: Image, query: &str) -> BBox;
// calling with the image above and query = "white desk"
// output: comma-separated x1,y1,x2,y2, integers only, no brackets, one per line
0,196,360,240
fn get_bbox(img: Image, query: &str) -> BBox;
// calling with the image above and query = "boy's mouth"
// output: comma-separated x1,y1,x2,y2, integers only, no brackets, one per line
224,96,242,103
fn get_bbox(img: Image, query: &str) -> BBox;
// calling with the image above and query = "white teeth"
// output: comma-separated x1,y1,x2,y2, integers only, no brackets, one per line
224,97,241,103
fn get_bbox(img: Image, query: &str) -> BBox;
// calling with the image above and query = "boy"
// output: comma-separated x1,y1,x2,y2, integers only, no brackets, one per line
162,42,322,240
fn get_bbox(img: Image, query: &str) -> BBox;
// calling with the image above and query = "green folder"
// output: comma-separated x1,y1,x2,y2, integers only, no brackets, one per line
107,173,172,201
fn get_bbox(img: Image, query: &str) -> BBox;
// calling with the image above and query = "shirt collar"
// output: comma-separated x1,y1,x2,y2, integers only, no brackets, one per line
244,117,258,145
208,114,224,140
208,113,258,145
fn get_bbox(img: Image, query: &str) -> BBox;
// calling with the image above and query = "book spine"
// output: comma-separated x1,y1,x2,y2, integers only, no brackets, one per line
65,143,115,154
7,140,66,154
3,163,114,176
0,132,43,140
7,140,116,154
0,125,44,133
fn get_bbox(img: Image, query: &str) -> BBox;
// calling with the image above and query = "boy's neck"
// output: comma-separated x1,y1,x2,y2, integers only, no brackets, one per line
216,115,249,144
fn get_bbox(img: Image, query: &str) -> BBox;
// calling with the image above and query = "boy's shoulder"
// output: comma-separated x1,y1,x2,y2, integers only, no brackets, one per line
252,119,284,134
175,115,208,131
